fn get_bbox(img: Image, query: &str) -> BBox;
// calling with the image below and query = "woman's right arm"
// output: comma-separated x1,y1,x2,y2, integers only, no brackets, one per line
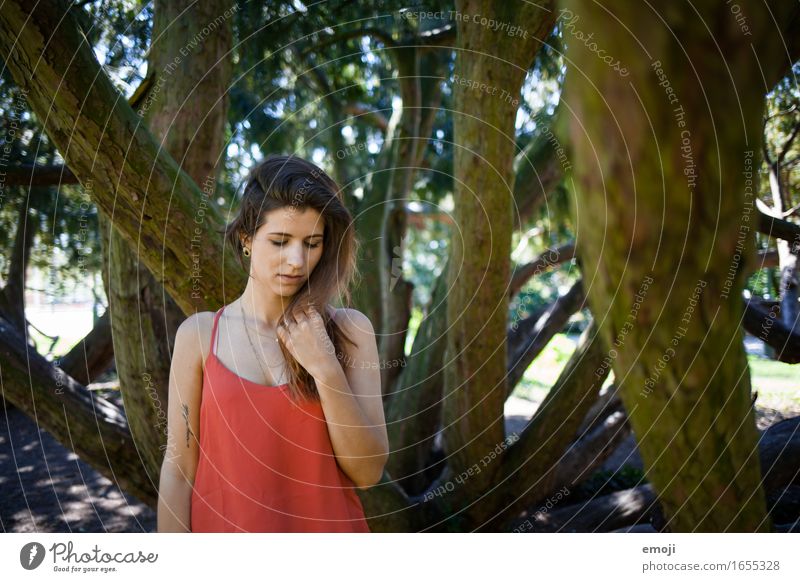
157,313,206,533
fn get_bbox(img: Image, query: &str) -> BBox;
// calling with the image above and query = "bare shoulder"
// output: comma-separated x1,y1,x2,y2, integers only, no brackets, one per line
331,307,378,364
175,310,217,365
331,307,375,336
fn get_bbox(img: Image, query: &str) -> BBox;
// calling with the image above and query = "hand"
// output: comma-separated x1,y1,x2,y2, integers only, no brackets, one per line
276,305,340,378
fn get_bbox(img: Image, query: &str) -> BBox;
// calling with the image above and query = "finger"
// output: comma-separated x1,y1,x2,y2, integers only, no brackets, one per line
291,310,306,325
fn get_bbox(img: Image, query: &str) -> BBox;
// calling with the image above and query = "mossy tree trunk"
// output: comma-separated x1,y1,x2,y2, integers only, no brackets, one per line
560,0,799,531
350,25,455,399
441,0,557,496
105,0,233,484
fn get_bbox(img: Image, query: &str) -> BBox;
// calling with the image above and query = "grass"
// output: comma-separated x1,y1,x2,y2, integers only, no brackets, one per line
748,356,800,410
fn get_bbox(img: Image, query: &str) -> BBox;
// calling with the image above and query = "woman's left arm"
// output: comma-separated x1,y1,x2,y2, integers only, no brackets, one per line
315,308,389,488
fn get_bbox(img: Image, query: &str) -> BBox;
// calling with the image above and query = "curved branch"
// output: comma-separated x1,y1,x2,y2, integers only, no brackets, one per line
0,316,156,506
0,0,244,315
758,206,800,244
507,279,587,392
742,298,800,364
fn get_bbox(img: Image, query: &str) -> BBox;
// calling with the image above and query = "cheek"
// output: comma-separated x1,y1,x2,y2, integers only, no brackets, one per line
252,247,280,270
309,248,324,269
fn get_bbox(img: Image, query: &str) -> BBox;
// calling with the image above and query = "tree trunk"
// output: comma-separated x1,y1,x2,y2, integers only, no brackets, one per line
105,0,233,483
0,187,40,330
442,0,557,496
59,309,114,385
381,44,451,396
562,0,776,531
385,258,450,494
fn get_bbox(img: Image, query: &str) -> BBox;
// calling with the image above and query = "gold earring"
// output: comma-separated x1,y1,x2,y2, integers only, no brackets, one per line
243,247,251,257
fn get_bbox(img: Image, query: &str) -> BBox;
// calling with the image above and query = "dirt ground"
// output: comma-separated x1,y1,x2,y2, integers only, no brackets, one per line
2,397,798,533
0,403,155,533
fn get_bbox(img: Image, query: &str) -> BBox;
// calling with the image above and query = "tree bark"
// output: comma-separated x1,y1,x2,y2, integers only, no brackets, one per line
563,0,773,531
105,0,233,483
442,0,558,496
59,309,114,385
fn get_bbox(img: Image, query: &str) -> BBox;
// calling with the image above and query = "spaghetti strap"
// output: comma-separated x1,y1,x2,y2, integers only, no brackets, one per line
209,306,225,357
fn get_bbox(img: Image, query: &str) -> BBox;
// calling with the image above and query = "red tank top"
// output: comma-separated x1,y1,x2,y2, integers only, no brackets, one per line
190,306,370,532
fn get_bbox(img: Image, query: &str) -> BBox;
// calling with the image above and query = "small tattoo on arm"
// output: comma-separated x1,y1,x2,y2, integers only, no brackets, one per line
181,404,192,447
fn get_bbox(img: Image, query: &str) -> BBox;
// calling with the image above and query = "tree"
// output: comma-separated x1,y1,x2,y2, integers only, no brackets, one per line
2,0,798,532
561,0,799,531
103,0,234,484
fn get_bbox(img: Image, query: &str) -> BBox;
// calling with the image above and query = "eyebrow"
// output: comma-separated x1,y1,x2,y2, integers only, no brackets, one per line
268,232,324,238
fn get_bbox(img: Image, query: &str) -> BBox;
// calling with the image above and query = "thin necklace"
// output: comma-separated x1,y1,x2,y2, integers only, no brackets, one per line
239,302,284,380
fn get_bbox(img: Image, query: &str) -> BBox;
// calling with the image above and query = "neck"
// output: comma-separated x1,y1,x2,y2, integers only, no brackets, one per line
237,281,292,330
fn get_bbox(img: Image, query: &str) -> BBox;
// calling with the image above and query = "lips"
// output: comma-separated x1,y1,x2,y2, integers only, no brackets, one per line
278,274,303,283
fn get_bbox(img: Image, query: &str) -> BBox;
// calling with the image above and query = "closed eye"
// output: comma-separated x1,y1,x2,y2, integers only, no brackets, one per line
271,241,321,249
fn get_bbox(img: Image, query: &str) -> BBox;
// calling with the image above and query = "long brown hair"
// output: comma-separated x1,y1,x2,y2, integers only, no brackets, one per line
223,155,360,402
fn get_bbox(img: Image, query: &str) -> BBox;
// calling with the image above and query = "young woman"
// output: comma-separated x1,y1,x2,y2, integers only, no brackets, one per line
157,155,388,532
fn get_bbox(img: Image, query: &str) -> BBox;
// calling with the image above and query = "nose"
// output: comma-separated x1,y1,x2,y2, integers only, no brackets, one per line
284,242,305,270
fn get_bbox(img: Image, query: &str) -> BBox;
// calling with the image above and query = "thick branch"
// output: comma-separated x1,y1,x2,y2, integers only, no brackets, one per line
0,317,155,506
552,408,630,492
508,484,659,533
758,207,800,245
490,320,608,523
0,0,244,315
507,279,587,392
59,310,114,385
742,298,800,364
385,258,449,494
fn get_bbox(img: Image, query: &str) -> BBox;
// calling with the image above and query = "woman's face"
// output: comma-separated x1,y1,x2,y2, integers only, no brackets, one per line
243,206,325,297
